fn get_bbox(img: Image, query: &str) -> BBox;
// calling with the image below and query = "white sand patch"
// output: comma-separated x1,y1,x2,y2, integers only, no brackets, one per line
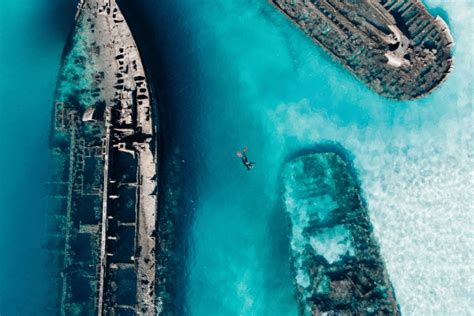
309,225,354,264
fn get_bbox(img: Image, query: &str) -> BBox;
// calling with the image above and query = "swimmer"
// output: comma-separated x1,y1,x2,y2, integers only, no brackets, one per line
236,146,255,171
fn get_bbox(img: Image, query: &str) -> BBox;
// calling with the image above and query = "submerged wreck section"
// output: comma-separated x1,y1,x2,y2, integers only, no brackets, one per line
271,0,454,100
282,151,399,315
47,0,159,314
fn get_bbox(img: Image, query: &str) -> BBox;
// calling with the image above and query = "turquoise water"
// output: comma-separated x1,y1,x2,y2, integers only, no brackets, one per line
0,0,472,315
124,0,472,314
0,1,75,314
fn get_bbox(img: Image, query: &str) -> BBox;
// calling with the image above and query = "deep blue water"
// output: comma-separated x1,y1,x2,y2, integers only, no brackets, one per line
1,0,473,315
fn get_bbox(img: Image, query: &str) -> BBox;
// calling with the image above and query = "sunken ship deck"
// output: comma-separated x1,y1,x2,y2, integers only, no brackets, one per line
271,0,454,100
47,0,159,315
282,151,400,315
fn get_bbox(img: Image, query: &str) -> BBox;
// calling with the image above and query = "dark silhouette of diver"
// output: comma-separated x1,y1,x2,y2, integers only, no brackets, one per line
236,146,255,170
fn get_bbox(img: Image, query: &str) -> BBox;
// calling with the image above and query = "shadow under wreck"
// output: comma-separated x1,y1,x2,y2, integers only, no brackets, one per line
282,147,400,315
47,0,160,314
271,0,454,100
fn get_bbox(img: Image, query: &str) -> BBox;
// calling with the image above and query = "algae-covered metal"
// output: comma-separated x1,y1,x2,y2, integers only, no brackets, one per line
282,151,400,315
272,0,454,100
48,0,160,314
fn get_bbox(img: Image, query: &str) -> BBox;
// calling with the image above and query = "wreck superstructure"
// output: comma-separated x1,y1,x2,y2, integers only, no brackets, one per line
282,150,399,315
271,0,454,100
47,0,159,314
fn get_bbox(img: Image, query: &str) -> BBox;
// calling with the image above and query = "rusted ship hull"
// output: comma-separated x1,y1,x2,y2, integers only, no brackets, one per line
282,150,400,315
49,0,159,315
271,0,454,100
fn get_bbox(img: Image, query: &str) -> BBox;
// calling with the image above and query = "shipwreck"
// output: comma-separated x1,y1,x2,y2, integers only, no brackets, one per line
282,149,400,315
271,0,454,100
46,0,160,314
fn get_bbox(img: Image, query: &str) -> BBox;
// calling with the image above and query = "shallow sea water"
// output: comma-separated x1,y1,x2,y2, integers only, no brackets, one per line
0,0,472,315
124,0,472,314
